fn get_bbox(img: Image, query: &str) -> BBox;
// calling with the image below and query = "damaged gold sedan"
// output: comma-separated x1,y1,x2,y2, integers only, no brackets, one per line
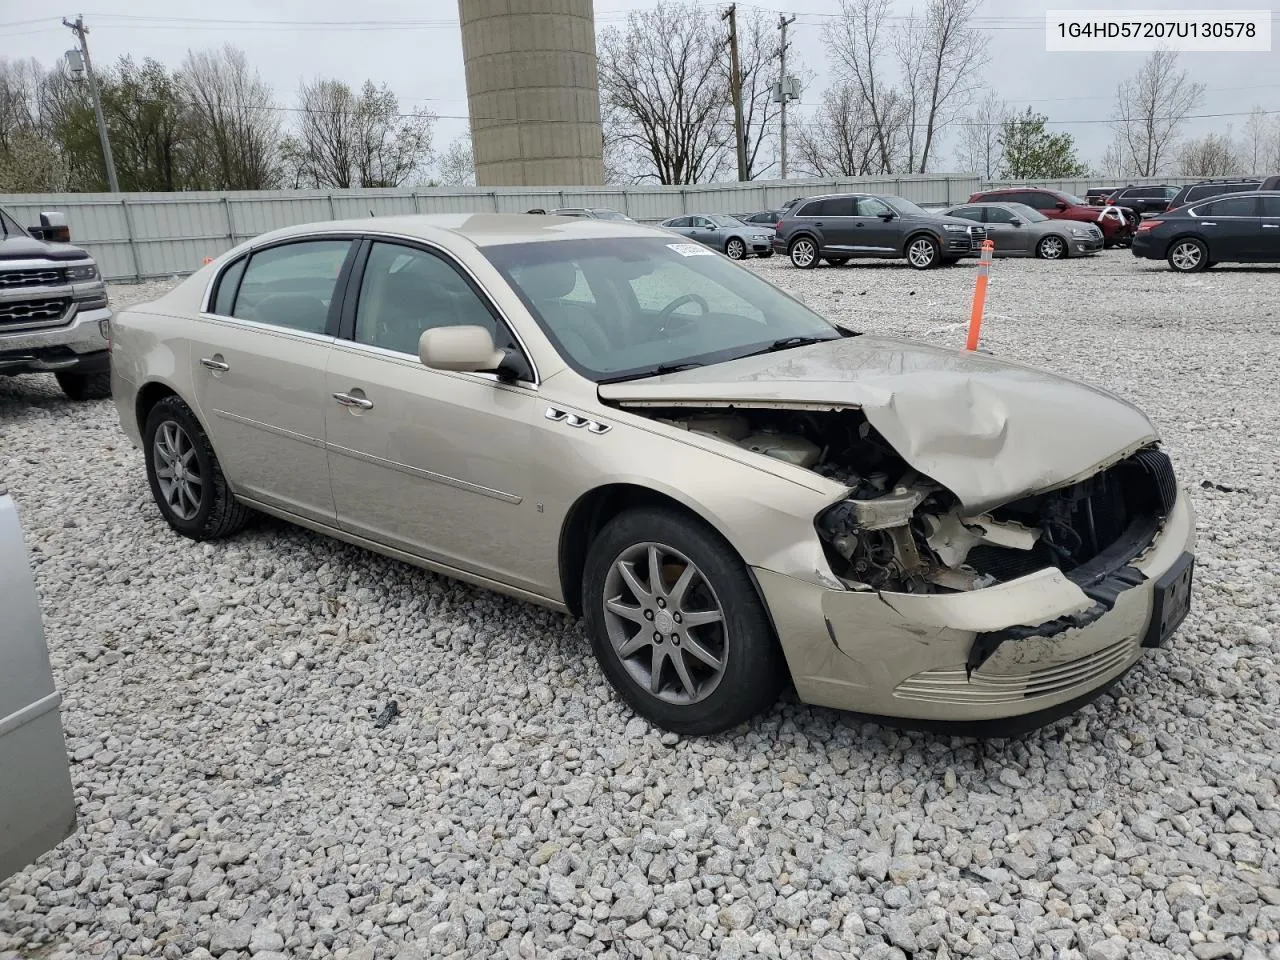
111,215,1195,735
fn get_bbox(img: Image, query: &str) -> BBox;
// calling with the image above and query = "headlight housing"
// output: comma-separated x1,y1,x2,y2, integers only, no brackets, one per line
65,261,98,282
1070,227,1089,237
942,224,969,233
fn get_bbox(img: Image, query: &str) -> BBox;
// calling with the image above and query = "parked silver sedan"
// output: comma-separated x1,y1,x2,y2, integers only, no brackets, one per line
659,214,774,260
943,202,1103,259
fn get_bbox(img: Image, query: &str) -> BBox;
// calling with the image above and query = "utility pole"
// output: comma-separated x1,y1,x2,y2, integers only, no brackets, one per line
778,14,796,180
63,15,119,193
722,4,747,181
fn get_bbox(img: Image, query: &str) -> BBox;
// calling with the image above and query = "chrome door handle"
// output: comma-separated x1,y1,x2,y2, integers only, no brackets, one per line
332,392,373,410
1263,224,1280,229
1200,222,1217,226
199,357,229,371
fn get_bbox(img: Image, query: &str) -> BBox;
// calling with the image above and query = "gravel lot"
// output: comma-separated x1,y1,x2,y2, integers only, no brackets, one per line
2,252,1278,960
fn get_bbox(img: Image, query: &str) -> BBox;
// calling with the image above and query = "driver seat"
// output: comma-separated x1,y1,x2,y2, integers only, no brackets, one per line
513,261,612,365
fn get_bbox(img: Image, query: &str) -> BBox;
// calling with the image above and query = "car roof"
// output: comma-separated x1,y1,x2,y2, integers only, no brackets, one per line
243,213,668,249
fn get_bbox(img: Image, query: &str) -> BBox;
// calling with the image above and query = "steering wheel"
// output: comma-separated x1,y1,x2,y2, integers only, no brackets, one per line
657,293,710,338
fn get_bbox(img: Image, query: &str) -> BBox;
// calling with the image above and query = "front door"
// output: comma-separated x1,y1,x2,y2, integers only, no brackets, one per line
1195,195,1262,260
851,196,902,253
190,237,354,523
324,239,543,591
1260,196,1280,257
980,206,1024,252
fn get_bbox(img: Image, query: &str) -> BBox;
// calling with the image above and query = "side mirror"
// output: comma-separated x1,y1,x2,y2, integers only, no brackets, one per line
1009,217,1022,226
419,325,505,373
1055,201,1069,211
29,211,70,243
879,211,896,221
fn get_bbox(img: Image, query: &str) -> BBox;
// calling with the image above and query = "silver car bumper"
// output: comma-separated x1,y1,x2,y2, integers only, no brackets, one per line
756,486,1196,725
0,303,112,370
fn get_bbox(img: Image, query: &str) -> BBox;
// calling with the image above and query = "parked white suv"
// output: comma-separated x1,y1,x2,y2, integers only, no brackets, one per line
0,207,112,400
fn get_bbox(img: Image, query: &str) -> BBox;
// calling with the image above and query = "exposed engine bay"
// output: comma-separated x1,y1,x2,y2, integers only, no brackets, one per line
648,408,1176,595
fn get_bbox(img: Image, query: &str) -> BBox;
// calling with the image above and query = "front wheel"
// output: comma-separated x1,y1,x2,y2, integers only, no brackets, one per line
1168,239,1208,273
56,370,111,401
725,237,746,260
1037,235,1068,260
144,396,252,541
906,235,940,269
582,507,787,735
788,237,818,269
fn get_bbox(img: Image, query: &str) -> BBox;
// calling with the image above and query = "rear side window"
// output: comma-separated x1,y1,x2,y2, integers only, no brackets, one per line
1262,196,1280,217
211,257,247,316
817,197,857,216
232,239,352,334
797,201,822,217
1024,192,1059,210
1197,196,1260,217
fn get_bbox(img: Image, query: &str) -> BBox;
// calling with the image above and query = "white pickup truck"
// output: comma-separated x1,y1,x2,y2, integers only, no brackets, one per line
0,486,77,880
0,206,112,400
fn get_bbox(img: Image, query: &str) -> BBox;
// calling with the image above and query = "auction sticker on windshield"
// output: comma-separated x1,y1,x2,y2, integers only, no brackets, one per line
1046,9,1270,51
666,243,717,257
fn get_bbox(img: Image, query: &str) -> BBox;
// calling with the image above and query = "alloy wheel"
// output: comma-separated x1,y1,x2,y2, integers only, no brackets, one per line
726,238,745,260
1170,241,1203,271
152,420,203,520
601,542,729,705
1040,236,1066,259
908,238,937,268
790,239,816,268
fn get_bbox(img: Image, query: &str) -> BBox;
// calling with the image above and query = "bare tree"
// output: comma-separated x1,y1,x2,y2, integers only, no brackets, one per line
181,46,282,190
1112,49,1205,177
0,58,45,154
283,78,434,189
597,2,729,184
435,133,474,186
954,90,1008,178
1241,105,1271,174
792,83,881,177
894,0,989,173
825,0,906,173
1178,131,1239,176
733,9,808,180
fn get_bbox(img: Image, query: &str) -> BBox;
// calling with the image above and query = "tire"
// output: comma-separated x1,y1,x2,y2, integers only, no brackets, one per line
905,234,940,269
143,395,252,541
824,257,849,266
55,370,111,401
757,250,774,259
725,237,746,260
788,236,818,269
1167,238,1208,273
1036,235,1068,260
582,506,787,735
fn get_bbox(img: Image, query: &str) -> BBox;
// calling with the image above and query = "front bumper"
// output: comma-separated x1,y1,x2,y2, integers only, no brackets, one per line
755,486,1196,727
0,304,112,374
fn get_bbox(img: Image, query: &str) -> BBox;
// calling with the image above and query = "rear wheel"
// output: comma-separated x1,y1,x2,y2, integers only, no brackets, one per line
788,237,818,269
725,237,746,260
1168,239,1208,273
906,235,940,269
55,370,111,401
582,507,787,735
1037,235,1068,260
144,396,252,541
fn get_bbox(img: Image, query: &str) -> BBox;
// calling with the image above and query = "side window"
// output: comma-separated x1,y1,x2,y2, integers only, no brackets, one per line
947,206,983,223
854,197,892,217
818,197,857,216
231,239,351,333
1026,193,1058,210
211,256,247,316
1200,196,1259,217
985,207,1015,224
666,217,690,228
797,201,822,217
1261,196,1280,217
354,241,500,355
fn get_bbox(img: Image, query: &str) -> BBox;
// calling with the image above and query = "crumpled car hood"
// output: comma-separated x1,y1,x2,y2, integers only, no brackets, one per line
599,335,1159,512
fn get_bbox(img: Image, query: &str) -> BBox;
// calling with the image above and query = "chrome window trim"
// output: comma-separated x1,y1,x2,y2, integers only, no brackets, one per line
194,311,339,347
328,336,539,394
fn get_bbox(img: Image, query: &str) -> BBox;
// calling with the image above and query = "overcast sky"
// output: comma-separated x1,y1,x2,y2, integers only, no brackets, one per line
5,0,1278,173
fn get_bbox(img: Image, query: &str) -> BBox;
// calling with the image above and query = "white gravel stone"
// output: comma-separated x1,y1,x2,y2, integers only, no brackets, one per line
1,255,1278,958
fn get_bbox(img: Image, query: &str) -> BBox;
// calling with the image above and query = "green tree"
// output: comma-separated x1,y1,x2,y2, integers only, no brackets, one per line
998,108,1088,179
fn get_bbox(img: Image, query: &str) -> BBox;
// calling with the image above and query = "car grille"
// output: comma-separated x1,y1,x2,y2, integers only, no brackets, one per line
893,635,1139,704
0,298,72,329
0,268,67,289
969,225,987,248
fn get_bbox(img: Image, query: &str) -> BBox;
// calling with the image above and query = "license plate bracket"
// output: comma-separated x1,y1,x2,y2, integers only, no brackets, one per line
1143,552,1194,648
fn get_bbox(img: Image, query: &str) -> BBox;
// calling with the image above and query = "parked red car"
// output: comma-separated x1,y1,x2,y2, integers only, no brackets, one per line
967,188,1137,248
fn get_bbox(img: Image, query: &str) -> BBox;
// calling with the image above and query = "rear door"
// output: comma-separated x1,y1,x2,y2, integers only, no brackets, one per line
0,490,76,881
1260,196,1280,257
1193,195,1262,260
814,196,859,252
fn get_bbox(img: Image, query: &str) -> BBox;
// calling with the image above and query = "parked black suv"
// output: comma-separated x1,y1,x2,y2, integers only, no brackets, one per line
1105,184,1179,217
1133,190,1280,271
1167,177,1280,210
772,194,986,269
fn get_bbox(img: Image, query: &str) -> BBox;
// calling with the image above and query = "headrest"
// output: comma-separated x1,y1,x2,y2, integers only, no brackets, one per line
514,260,578,301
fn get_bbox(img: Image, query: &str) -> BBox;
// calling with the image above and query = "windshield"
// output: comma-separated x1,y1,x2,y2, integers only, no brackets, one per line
1007,203,1047,222
591,209,629,221
883,196,929,217
0,207,24,237
708,215,745,227
483,237,841,382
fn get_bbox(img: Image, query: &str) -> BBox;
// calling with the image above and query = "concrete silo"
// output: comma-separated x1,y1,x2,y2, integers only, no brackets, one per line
457,0,605,187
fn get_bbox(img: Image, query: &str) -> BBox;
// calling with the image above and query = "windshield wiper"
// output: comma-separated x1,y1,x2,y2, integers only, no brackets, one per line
597,361,704,384
741,335,832,357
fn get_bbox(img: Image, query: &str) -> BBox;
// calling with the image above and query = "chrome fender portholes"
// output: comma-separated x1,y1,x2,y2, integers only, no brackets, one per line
546,407,612,435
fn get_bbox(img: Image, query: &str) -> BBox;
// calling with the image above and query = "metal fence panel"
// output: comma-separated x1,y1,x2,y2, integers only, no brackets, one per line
1,172,1242,280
